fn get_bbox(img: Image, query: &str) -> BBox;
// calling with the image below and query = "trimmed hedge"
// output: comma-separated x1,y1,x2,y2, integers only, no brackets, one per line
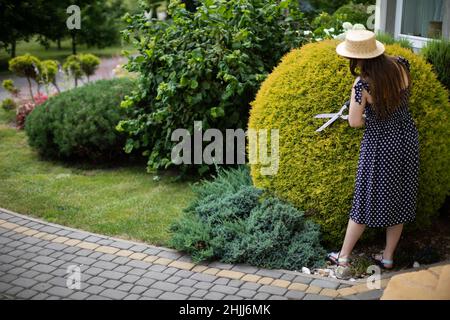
249,40,450,244
25,78,136,161
169,167,326,269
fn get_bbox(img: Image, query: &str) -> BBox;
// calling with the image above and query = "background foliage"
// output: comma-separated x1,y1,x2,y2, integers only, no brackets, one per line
169,167,326,269
249,40,450,244
422,38,450,92
118,0,309,174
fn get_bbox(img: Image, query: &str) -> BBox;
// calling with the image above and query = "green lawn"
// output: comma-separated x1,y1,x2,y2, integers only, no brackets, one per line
0,38,136,73
0,108,194,246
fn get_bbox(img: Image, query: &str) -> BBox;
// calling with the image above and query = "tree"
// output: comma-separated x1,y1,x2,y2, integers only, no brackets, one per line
0,1,44,58
74,0,126,53
63,55,83,87
79,54,100,82
9,54,42,101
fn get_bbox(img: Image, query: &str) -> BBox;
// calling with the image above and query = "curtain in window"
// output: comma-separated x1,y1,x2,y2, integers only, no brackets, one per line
401,0,444,37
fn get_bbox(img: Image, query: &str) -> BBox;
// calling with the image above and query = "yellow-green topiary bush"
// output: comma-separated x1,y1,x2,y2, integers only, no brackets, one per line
249,40,450,244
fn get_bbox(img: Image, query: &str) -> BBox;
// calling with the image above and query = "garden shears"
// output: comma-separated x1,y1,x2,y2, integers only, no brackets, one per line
314,101,350,132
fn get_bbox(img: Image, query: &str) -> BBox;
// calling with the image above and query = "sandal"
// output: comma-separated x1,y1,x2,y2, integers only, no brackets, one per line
327,252,353,280
372,253,394,270
327,252,351,267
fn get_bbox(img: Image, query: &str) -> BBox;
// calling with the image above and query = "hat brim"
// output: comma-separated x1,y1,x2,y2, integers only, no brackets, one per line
336,40,385,59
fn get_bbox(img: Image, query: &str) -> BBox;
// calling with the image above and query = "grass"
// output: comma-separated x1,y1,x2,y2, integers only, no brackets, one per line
0,108,194,246
0,38,136,73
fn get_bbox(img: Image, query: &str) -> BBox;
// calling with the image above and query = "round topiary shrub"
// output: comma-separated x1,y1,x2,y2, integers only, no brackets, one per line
249,40,450,244
25,78,136,161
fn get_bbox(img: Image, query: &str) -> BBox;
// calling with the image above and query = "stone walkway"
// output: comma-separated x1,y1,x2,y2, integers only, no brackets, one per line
0,208,386,300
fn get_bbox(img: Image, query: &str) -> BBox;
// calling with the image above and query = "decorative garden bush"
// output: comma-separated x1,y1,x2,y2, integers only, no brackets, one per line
25,78,136,161
9,54,42,101
169,167,326,269
249,40,450,244
118,0,309,174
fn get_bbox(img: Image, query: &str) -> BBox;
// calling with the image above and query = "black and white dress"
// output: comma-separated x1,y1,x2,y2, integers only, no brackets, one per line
349,56,420,228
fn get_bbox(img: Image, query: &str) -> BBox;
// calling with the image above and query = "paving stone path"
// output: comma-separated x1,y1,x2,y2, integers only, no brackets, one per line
0,208,386,300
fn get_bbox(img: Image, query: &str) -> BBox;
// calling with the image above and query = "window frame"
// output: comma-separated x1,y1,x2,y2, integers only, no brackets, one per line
394,0,445,49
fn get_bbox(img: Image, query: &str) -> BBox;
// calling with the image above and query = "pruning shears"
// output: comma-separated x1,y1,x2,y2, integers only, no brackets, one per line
314,101,350,133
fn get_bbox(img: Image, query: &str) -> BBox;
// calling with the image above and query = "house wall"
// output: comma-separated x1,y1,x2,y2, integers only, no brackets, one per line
444,0,450,38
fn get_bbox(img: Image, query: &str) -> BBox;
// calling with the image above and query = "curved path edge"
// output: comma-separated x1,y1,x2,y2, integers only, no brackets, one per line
3,208,443,300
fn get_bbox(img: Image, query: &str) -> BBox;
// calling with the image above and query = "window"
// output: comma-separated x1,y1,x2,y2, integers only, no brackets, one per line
401,0,444,38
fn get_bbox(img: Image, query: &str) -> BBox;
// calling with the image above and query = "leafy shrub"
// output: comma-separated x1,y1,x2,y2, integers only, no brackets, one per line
333,2,371,26
2,79,19,96
249,40,450,244
25,78,136,161
8,54,42,100
79,54,101,81
422,38,450,91
169,167,326,269
307,0,375,14
63,55,83,87
118,0,309,174
1,98,16,111
40,60,60,92
376,31,413,50
311,12,345,39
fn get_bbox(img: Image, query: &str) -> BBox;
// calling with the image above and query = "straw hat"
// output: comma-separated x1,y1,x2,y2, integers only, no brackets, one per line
336,30,385,59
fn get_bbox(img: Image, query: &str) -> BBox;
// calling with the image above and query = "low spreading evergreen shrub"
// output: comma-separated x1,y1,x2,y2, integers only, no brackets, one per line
169,167,326,269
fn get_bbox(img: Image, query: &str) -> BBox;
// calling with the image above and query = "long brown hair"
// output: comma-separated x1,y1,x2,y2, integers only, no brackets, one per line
350,54,411,119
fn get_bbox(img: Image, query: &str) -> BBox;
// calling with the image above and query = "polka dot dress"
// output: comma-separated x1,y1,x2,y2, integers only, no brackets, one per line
350,56,420,228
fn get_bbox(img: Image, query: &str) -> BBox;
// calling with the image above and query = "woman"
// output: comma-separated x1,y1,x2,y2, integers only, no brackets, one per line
328,30,420,276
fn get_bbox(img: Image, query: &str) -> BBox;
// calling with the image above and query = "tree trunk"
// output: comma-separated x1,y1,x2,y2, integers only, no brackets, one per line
27,78,35,102
71,32,77,55
10,39,16,58
57,38,62,50
53,82,61,93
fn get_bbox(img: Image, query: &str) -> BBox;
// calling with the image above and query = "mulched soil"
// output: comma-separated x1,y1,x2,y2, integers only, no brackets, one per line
323,201,450,279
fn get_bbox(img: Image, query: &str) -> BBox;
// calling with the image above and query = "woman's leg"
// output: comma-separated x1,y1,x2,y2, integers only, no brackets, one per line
339,219,366,259
383,224,403,261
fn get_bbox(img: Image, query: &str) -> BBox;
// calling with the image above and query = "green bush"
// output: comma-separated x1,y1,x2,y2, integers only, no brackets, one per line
169,167,326,269
307,0,375,14
40,60,60,92
79,54,101,81
8,54,42,100
2,79,19,96
63,55,83,87
422,38,450,91
249,40,450,244
376,31,413,50
118,0,309,174
333,2,371,26
25,78,136,161
311,12,345,39
1,98,16,111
